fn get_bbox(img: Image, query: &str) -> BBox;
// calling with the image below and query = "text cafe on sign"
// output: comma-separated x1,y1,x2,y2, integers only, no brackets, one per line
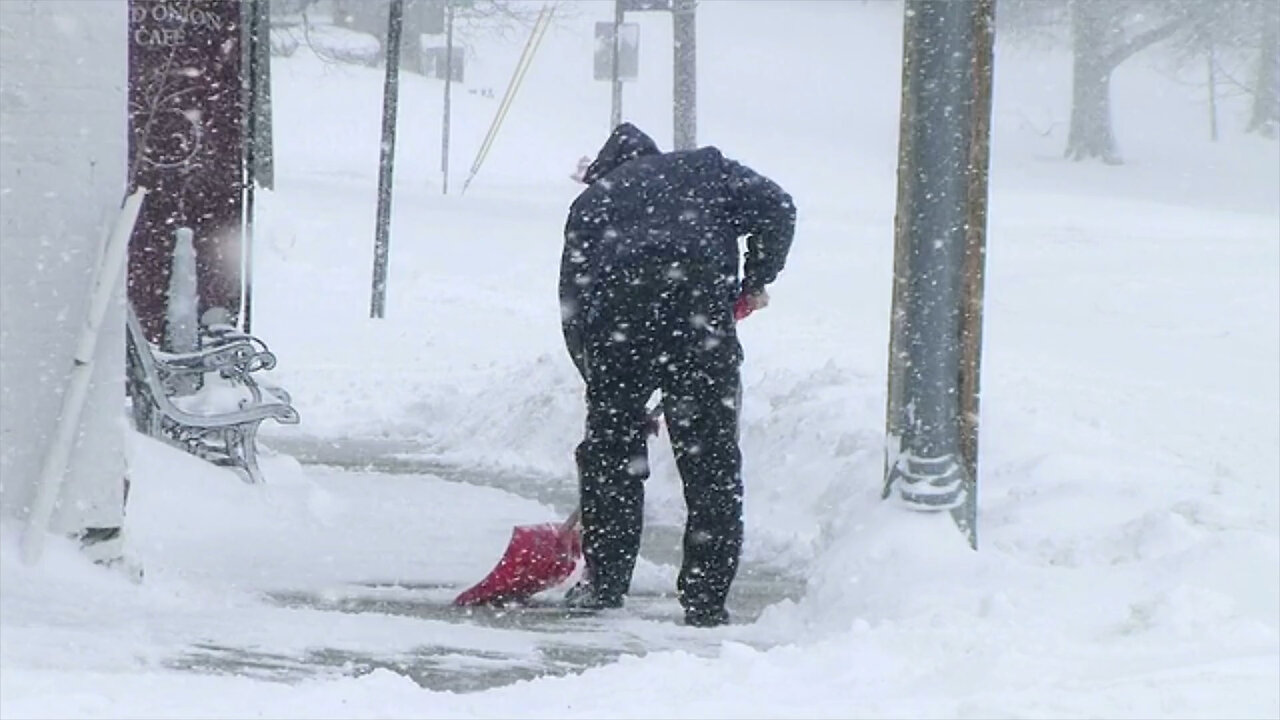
131,1,227,47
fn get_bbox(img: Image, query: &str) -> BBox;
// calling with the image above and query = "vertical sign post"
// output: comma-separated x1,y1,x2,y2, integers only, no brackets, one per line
672,0,696,150
610,0,625,129
595,15,638,133
441,0,454,194
371,0,405,319
602,1,691,147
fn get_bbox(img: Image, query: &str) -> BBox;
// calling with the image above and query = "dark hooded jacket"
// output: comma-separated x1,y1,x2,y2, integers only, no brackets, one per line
560,123,796,377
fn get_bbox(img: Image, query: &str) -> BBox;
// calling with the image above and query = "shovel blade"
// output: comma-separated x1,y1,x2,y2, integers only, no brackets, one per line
453,521,581,606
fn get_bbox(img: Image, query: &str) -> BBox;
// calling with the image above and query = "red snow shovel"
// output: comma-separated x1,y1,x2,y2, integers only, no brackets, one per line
453,507,583,606
454,300,757,607
453,410,663,606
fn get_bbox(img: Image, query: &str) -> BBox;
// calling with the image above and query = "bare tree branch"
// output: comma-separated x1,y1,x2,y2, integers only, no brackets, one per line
1102,18,1186,69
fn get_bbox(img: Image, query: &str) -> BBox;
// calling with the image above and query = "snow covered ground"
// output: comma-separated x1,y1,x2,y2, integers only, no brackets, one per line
2,2,1278,718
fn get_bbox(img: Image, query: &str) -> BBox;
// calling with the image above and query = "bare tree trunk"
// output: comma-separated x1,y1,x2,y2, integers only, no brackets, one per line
1064,0,1184,164
1066,56,1120,162
1247,13,1278,137
1065,1,1121,163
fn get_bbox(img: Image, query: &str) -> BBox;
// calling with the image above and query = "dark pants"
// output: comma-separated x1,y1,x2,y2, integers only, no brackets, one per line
576,264,743,616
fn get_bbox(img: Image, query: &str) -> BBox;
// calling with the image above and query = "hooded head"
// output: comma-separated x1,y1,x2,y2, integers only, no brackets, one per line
580,122,660,185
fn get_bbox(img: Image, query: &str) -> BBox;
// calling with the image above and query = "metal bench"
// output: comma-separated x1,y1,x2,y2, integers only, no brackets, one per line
125,304,299,484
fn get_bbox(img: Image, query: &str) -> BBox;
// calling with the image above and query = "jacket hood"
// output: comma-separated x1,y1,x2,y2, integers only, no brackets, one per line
581,122,660,184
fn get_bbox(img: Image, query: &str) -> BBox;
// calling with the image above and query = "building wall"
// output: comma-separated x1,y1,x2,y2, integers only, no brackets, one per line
0,0,128,534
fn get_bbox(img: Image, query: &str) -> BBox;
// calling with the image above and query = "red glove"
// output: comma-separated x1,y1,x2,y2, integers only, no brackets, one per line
734,289,769,321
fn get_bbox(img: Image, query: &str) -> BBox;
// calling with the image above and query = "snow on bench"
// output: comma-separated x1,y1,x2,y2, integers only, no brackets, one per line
125,304,298,484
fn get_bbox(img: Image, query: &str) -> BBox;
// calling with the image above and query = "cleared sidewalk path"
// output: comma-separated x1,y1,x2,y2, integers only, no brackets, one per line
169,434,805,693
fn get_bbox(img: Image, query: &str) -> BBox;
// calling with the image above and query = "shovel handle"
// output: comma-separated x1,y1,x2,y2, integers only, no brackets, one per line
560,402,663,537
559,506,581,535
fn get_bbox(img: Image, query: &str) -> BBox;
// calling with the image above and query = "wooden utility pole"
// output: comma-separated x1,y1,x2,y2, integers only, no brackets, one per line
884,0,995,550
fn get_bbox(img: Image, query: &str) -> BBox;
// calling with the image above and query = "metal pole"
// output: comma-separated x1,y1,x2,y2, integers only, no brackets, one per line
371,0,405,319
243,0,259,333
243,170,255,331
672,0,696,150
610,0,624,129
442,0,454,194
883,0,994,549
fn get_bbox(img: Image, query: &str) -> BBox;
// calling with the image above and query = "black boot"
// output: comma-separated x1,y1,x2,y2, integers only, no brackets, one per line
684,606,730,628
563,577,624,611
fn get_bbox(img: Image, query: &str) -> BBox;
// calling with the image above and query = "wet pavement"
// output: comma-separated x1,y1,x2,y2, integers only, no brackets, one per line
167,434,805,693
